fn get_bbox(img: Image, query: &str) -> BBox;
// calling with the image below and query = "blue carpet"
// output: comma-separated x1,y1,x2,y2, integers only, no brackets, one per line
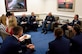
25,28,55,54
0,36,3,44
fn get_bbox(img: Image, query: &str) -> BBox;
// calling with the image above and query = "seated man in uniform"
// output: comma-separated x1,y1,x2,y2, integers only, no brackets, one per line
41,12,55,34
19,14,29,32
29,12,38,31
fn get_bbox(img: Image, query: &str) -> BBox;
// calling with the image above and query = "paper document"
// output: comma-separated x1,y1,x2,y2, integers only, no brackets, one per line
19,34,31,41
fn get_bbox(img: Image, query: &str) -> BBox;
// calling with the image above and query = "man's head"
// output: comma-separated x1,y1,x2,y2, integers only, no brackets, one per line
54,28,63,38
22,14,26,18
12,26,23,38
48,12,52,16
31,12,35,16
72,24,81,35
74,14,79,20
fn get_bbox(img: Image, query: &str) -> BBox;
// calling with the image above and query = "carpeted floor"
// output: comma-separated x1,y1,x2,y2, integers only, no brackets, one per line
25,28,55,54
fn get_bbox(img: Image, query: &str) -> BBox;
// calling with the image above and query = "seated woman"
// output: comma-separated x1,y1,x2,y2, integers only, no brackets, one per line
6,26,13,35
0,14,7,26
6,12,17,35
47,28,70,54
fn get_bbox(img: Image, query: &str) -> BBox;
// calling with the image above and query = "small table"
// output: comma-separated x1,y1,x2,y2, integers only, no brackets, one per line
36,19,43,27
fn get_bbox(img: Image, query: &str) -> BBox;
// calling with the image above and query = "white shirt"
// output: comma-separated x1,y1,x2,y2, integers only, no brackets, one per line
74,21,78,24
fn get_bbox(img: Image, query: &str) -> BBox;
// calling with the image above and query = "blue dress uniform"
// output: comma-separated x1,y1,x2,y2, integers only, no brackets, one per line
48,37,70,54
19,16,29,32
29,16,38,31
70,33,82,54
0,36,32,54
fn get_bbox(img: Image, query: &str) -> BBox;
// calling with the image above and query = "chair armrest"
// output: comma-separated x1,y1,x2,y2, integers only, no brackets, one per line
80,28,82,32
65,30,74,38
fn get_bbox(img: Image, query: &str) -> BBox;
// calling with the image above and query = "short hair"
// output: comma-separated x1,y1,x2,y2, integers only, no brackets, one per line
54,28,63,38
73,24,81,34
6,12,12,17
76,14,79,18
12,26,23,35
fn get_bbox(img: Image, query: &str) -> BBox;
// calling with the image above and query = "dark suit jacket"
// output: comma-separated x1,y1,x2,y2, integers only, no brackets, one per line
29,16,36,24
20,17,28,25
45,15,55,22
70,20,81,26
70,33,82,54
48,37,70,54
61,20,81,32
0,36,31,54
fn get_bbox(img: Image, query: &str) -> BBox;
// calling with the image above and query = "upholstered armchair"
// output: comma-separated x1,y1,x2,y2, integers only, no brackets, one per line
51,16,59,31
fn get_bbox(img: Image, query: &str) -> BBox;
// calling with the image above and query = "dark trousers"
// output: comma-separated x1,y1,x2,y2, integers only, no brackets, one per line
30,23,38,31
42,21,52,31
61,24,68,33
20,24,30,32
20,38,32,45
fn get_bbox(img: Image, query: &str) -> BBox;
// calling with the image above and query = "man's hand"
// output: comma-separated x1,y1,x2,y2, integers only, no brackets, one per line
26,44,35,50
67,26,73,30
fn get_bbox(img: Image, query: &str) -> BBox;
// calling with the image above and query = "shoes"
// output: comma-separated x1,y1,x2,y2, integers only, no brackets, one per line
33,29,37,32
44,31,47,34
41,30,45,33
31,49,36,52
41,30,47,34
